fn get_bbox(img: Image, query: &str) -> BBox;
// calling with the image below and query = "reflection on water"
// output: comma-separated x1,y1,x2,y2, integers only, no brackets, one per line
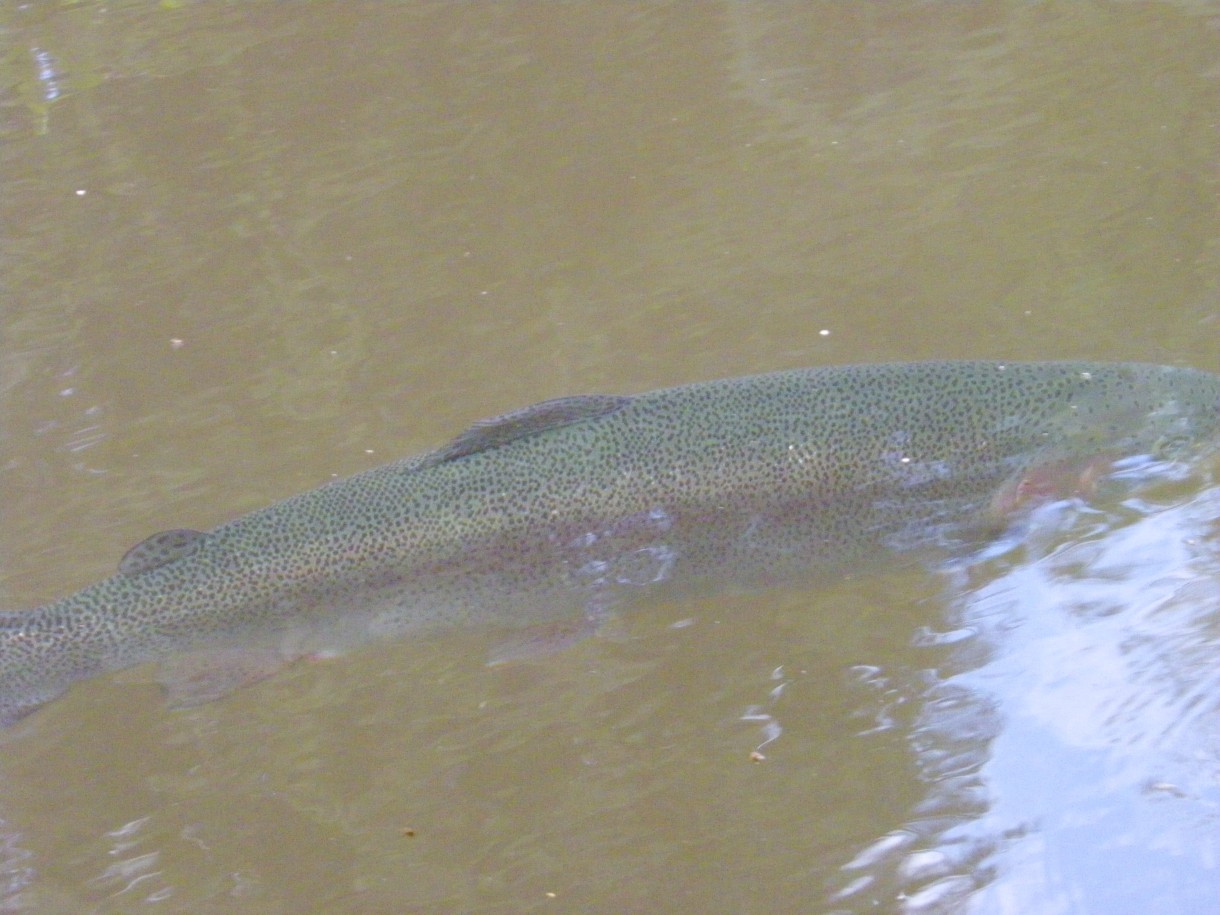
831,476,1220,913
0,818,34,910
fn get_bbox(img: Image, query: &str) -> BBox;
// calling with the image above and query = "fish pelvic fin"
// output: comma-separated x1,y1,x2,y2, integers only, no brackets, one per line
157,646,297,708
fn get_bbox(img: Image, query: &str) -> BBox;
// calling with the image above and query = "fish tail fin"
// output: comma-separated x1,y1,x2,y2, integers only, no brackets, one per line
0,610,68,727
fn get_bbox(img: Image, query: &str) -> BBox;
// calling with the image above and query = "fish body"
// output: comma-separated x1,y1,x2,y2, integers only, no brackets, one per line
3,361,1219,724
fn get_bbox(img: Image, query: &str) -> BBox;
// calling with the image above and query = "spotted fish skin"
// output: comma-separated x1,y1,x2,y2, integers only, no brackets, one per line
3,361,1219,724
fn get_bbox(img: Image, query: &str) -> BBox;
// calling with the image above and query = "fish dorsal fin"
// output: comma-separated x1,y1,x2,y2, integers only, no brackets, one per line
423,394,631,466
119,529,206,575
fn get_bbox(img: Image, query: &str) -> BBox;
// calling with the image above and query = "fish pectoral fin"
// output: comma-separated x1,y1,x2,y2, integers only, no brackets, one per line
119,529,207,575
988,452,1115,524
158,647,295,708
424,394,632,466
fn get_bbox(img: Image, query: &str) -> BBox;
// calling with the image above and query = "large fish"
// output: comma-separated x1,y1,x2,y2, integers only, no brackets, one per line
3,361,1219,725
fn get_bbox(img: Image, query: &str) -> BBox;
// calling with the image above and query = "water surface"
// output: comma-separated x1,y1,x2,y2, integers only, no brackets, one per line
2,3,1217,912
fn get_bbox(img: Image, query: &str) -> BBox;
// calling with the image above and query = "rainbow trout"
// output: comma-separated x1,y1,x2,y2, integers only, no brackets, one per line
3,361,1219,724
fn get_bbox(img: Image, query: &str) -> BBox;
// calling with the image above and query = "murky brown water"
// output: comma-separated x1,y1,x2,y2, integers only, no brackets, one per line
2,2,1218,912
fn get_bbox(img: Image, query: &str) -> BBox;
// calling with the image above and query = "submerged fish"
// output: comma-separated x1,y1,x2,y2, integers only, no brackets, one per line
3,361,1219,725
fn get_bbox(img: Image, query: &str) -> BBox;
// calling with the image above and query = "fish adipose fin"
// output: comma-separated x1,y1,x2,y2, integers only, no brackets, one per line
423,394,632,467
118,529,206,575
